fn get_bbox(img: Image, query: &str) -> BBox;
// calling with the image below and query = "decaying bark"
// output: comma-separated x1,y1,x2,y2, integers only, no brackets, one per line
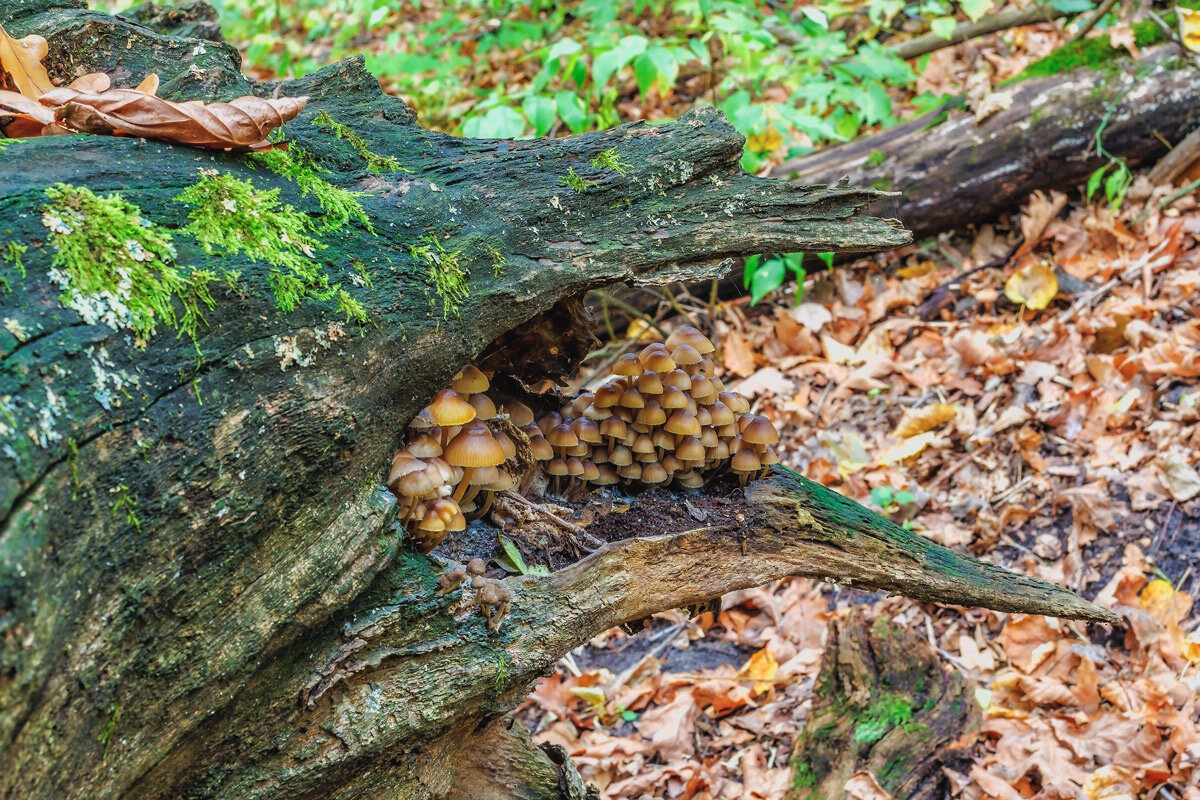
773,55,1200,240
787,614,980,800
0,3,1112,800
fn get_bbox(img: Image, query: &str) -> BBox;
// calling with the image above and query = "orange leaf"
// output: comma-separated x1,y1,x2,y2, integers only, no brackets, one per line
737,646,778,696
0,24,54,99
893,402,956,438
1005,260,1058,310
0,88,54,124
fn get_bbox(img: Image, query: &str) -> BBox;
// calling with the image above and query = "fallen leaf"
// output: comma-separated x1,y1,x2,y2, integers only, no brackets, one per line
1083,764,1138,800
845,770,895,800
893,402,956,438
1182,7,1200,52
723,330,756,378
1182,635,1200,663
0,24,53,99
1005,260,1059,310
822,333,859,365
737,646,778,696
790,302,833,333
877,432,937,465
1157,455,1200,501
45,85,307,151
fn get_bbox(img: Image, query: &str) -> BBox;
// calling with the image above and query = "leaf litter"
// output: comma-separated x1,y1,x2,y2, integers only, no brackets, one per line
522,172,1200,799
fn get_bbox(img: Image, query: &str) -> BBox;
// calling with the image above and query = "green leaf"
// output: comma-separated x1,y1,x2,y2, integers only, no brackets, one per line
645,46,678,92
895,490,916,505
555,90,590,133
592,35,648,90
1086,164,1110,202
817,252,835,268
862,82,893,125
930,16,958,39
523,94,557,137
749,257,786,304
497,536,529,574
744,254,762,287
462,105,526,139
959,0,992,22
1049,0,1095,11
633,52,659,97
870,486,895,507
545,38,582,63
1104,165,1131,207
621,708,638,722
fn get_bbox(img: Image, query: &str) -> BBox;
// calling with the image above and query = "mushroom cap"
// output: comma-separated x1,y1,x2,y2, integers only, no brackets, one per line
760,445,779,465
708,401,735,427
731,448,761,473
664,410,701,437
641,461,668,484
502,400,535,427
593,465,620,485
565,442,590,457
528,435,554,461
676,436,705,462
594,383,625,408
546,423,579,449
699,427,719,448
407,432,443,459
689,375,715,402
718,422,740,438
719,391,750,414
695,407,712,427
618,387,645,409
617,463,642,480
408,407,436,430
444,421,507,468
662,369,691,390
638,343,676,373
636,371,664,394
565,457,585,477
537,410,563,436
660,386,688,409
583,403,613,421
493,430,518,460
613,353,642,376
600,417,628,440
486,472,518,491
572,417,603,444
581,460,600,481
652,429,674,451
448,510,467,531
665,326,716,354
429,497,460,526
426,388,476,427
671,343,703,366
469,466,502,485
741,414,779,445
631,434,656,454
467,392,498,420
636,401,666,427
660,454,682,474
466,557,487,575
546,457,570,476
451,365,490,395
608,445,633,466
709,440,730,461
676,470,705,488
417,507,447,532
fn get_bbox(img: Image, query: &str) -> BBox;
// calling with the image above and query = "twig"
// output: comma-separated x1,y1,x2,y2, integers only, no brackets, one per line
499,490,606,549
661,285,704,332
1069,0,1120,43
927,442,994,490
891,4,1070,60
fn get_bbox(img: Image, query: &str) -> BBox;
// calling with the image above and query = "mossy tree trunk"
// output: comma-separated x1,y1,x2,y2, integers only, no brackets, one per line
772,54,1200,239
0,3,1112,800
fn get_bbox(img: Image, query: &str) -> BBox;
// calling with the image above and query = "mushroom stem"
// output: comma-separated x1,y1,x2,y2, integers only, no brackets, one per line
452,468,474,503
473,491,495,520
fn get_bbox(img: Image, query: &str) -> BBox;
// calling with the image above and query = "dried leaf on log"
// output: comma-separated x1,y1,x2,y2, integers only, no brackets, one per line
43,87,308,151
0,24,53,99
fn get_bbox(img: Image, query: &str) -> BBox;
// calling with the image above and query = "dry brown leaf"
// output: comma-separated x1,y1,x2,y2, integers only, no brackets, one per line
723,330,757,378
1156,454,1200,501
877,432,938,465
845,770,896,800
1083,765,1138,800
0,24,53,99
44,86,307,151
69,72,111,93
0,88,53,124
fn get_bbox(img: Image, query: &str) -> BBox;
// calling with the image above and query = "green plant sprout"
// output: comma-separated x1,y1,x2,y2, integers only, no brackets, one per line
559,167,598,193
589,147,631,174
409,233,469,319
313,110,407,173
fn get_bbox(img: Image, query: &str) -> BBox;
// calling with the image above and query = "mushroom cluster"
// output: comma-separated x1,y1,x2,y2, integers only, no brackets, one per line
527,327,779,490
386,366,526,554
386,327,782,553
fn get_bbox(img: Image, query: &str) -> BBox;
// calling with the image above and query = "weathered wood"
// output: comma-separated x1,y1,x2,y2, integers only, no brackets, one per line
787,614,980,800
772,56,1200,239
0,4,1115,800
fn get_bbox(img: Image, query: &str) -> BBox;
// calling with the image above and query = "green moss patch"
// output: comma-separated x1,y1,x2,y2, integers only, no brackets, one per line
853,693,914,744
409,232,468,319
559,167,597,193
41,184,219,344
251,145,374,233
313,110,406,174
176,171,368,324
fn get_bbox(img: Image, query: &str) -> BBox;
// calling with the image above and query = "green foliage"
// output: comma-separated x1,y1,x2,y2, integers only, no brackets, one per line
494,652,512,693
497,535,550,576
175,171,368,324
251,144,375,232
558,166,597,192
41,184,219,344
312,110,406,173
3,241,27,279
97,703,120,760
409,232,468,318
485,243,507,278
853,693,913,744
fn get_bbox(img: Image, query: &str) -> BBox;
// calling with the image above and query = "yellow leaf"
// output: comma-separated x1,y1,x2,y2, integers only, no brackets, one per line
821,334,859,365
1182,635,1200,663
893,403,956,438
1180,7,1200,53
624,318,656,341
877,432,937,465
738,646,778,696
746,124,783,154
896,260,939,279
0,24,54,99
569,686,606,710
1140,578,1186,625
1083,765,1138,800
1004,260,1058,310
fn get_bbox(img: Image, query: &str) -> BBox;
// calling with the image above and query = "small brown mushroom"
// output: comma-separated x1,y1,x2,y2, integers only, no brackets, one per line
444,421,507,502
451,365,490,396
436,567,468,595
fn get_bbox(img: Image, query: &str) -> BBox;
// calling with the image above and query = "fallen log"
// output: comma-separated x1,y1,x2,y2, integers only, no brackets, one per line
0,3,1112,800
772,55,1200,240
